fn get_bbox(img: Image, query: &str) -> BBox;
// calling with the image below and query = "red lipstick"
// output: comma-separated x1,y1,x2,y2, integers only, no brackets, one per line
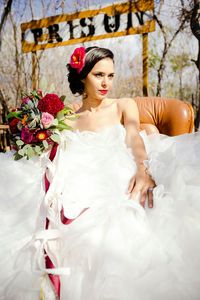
99,90,108,95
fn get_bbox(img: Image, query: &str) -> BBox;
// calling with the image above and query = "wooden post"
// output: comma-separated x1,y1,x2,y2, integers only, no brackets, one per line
31,51,38,90
142,33,148,96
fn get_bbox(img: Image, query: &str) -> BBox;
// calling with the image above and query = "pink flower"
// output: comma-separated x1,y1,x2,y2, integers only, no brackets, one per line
21,127,34,144
22,97,30,104
41,112,54,129
70,47,86,73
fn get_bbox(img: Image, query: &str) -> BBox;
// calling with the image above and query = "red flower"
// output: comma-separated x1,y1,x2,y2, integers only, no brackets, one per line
9,118,20,134
37,90,43,97
37,94,64,117
70,47,86,73
36,130,49,141
21,127,34,144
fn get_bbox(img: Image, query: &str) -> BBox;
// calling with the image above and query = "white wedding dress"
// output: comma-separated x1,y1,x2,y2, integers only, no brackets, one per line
0,123,200,300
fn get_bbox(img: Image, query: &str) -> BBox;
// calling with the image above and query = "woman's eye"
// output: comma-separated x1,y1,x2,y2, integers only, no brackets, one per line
95,74,103,78
94,73,114,79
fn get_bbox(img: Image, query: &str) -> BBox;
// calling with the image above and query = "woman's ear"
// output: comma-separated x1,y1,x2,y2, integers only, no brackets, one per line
81,79,85,84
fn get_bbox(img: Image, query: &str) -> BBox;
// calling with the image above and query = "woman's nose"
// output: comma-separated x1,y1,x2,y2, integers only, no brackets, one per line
101,77,108,87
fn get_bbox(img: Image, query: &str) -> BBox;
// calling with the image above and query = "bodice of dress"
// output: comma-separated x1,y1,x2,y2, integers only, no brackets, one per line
45,123,137,219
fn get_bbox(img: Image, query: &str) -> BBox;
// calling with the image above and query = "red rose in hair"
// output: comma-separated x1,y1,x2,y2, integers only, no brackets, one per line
9,118,20,134
70,47,86,73
37,93,64,117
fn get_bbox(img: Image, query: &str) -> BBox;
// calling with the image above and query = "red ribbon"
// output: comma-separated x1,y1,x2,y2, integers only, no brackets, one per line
45,143,60,298
44,143,88,299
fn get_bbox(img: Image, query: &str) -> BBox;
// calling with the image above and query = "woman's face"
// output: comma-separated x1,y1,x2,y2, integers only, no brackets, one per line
83,58,115,100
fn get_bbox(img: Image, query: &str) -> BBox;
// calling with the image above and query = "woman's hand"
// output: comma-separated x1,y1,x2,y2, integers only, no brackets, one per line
126,168,156,208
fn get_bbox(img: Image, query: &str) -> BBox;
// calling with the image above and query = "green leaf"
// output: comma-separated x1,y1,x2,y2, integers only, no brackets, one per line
43,140,49,149
16,139,24,146
18,148,25,156
7,111,22,120
52,119,58,126
27,146,35,158
31,90,41,99
28,119,37,128
56,107,74,119
56,110,65,121
13,152,23,160
50,133,60,143
65,114,78,120
64,106,74,114
35,145,42,154
60,95,66,102
23,144,31,151
57,120,73,131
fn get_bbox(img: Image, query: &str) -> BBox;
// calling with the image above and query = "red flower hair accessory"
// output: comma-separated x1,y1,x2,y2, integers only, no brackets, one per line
70,47,86,73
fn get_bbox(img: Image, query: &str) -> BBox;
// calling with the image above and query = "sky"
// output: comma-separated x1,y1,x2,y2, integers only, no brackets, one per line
9,0,156,22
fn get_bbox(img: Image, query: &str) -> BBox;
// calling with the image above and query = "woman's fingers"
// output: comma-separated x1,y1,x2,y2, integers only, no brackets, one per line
140,192,146,208
129,188,141,200
147,188,154,208
127,173,155,208
126,176,136,194
130,186,154,208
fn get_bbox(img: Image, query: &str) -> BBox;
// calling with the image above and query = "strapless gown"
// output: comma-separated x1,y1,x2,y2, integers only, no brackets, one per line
0,123,200,300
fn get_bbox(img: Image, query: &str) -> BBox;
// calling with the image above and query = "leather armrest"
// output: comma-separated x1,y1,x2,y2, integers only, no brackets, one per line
135,97,194,136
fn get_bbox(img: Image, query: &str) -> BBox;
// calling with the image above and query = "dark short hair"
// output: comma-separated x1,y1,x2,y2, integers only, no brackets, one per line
67,46,114,95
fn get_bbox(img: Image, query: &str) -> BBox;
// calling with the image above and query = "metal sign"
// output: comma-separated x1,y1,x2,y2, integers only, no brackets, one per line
21,0,155,53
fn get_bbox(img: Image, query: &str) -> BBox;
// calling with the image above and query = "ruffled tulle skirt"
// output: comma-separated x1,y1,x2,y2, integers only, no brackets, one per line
0,124,200,300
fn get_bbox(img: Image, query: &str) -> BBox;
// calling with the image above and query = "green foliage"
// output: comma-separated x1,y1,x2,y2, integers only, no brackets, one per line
6,111,22,120
50,133,60,143
169,53,191,73
148,48,161,70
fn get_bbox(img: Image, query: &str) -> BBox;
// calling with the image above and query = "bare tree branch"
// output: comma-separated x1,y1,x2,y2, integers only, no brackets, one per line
153,2,191,96
0,0,13,48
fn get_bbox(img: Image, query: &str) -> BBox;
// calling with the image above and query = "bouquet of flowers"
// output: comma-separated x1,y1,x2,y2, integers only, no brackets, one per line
7,90,75,160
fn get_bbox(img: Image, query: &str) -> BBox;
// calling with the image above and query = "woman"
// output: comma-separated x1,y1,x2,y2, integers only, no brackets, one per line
0,46,200,300
66,46,155,207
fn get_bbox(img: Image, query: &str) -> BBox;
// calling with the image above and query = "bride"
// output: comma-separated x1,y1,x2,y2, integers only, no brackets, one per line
0,46,200,300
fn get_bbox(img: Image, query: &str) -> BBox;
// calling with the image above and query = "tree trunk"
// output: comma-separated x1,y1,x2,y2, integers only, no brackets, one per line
179,70,183,100
156,43,168,96
154,9,189,97
0,0,13,48
0,90,9,123
191,0,200,129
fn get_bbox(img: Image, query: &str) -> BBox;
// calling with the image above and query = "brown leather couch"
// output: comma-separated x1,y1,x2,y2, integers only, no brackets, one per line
135,97,194,136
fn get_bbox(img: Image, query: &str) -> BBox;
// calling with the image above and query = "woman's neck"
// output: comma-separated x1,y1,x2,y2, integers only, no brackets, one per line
80,96,107,112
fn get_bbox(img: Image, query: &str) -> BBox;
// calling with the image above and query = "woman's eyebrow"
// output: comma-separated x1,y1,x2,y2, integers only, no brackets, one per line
93,71,115,75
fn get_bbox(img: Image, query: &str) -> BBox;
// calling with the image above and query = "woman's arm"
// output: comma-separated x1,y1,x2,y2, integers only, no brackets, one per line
119,98,155,208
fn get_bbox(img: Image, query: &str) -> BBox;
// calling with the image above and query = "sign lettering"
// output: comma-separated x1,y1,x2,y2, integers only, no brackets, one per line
21,0,155,53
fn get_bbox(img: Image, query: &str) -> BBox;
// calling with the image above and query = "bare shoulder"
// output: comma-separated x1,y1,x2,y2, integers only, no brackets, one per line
115,98,138,112
115,98,140,129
